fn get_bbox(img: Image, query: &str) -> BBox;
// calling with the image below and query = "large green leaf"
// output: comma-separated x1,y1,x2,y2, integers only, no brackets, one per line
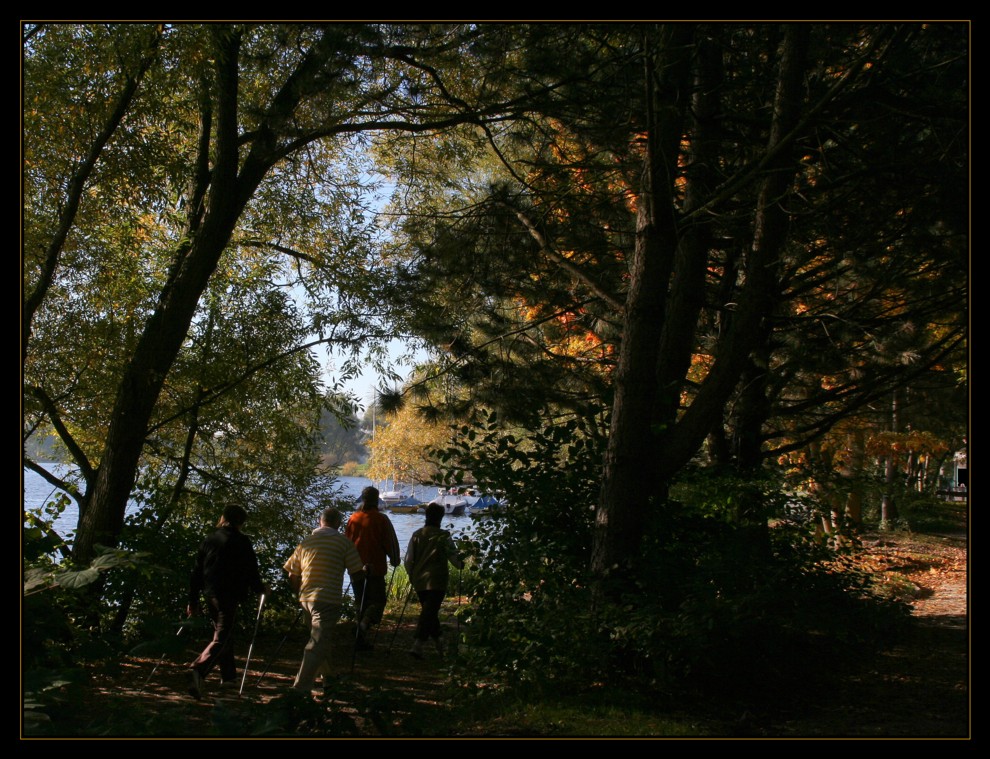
23,567,54,594
54,567,101,589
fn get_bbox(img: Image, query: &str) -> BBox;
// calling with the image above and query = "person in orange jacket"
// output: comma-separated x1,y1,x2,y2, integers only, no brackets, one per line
344,486,400,650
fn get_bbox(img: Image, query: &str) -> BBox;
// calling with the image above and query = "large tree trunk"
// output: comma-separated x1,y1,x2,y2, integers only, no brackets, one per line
72,25,338,563
108,383,204,634
591,24,695,582
73,29,247,563
592,24,811,582
653,24,810,482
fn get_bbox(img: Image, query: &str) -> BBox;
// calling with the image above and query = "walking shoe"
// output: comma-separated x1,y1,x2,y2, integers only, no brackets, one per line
188,669,204,700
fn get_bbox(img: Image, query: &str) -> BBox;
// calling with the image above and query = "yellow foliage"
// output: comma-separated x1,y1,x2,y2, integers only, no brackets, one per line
366,405,452,485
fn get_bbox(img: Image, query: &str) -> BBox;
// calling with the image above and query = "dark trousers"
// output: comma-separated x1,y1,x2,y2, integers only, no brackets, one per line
190,594,239,682
414,589,445,641
353,574,387,629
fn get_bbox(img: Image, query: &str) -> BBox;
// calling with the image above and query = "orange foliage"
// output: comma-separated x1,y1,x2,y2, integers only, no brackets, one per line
866,430,951,459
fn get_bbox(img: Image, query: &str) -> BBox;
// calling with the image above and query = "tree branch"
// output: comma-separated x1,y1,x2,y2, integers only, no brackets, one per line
25,384,95,485
23,26,162,359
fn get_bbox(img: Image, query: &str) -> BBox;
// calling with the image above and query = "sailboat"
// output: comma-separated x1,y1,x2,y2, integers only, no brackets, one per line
427,486,476,516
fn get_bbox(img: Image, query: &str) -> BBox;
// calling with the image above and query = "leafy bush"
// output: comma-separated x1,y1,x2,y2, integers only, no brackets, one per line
435,410,609,694
437,413,910,705
594,469,909,698
872,483,967,533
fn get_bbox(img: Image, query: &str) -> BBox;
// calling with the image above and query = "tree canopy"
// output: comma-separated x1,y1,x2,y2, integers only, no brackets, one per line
369,23,967,572
22,22,531,568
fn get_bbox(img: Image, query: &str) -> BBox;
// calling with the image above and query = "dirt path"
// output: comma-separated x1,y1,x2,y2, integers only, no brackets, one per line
27,529,970,738
761,530,970,738
90,614,459,737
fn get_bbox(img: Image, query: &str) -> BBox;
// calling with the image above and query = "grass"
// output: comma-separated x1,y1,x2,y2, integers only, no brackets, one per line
451,695,710,737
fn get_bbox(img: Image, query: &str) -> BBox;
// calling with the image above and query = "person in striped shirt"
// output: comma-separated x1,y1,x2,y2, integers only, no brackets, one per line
284,507,366,695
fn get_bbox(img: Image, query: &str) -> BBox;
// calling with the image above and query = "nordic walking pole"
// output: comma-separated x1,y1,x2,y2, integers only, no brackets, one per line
239,593,266,696
256,606,303,684
455,565,462,654
143,625,185,688
350,573,369,674
387,585,415,657
371,565,397,648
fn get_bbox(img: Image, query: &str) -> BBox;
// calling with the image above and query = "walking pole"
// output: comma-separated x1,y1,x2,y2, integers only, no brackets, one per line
371,566,398,648
255,606,303,684
143,625,185,688
239,593,266,696
386,585,415,657
454,566,462,654
349,575,369,674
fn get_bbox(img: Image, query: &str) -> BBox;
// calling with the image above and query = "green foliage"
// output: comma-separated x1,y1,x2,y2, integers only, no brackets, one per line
863,479,967,534
453,695,708,737
22,668,87,737
22,533,169,733
230,690,362,737
598,471,912,700
385,564,411,607
904,497,968,534
24,546,156,598
23,491,71,562
437,409,608,694
440,416,909,705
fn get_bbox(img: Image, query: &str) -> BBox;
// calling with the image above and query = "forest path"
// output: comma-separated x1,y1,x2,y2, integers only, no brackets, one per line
27,528,969,738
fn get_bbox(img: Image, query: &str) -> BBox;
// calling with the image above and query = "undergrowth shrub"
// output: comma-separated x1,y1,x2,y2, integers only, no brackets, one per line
440,412,911,706
438,410,604,695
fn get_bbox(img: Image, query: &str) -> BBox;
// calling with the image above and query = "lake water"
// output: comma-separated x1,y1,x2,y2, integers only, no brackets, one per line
22,466,479,557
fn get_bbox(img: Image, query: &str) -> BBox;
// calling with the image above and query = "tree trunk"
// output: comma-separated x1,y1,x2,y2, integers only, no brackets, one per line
108,385,204,634
881,390,900,528
649,23,811,484
71,26,351,563
592,24,811,581
73,30,246,563
591,24,695,583
843,428,866,529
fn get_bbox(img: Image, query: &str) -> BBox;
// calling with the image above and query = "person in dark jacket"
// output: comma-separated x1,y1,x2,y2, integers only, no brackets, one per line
404,502,463,659
186,503,269,699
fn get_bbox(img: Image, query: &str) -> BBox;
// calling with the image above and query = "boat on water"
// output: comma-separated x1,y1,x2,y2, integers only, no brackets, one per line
350,484,416,511
378,480,431,509
388,504,423,514
427,486,479,516
467,493,505,517
378,484,410,507
385,494,424,514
